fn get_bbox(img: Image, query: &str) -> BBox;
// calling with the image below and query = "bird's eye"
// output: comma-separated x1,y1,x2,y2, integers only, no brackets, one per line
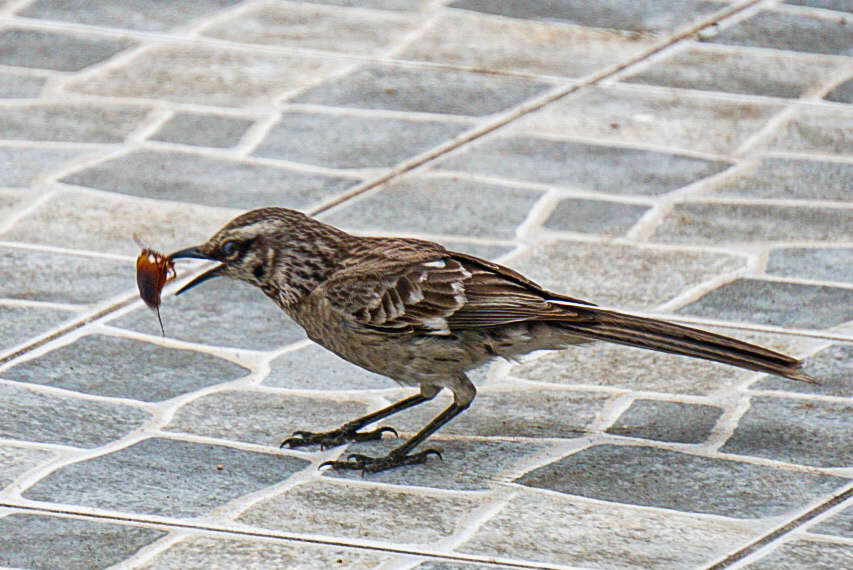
221,240,238,258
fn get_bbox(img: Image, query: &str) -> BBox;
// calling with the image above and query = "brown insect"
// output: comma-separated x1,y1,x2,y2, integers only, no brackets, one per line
135,247,176,336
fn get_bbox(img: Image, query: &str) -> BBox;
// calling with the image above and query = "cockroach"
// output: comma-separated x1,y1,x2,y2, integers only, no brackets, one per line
135,247,176,336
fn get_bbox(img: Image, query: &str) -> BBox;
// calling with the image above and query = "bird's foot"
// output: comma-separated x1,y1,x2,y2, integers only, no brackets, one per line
280,426,397,450
320,449,442,473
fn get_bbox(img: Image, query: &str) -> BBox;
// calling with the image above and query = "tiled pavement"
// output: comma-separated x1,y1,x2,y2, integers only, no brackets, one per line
0,0,851,568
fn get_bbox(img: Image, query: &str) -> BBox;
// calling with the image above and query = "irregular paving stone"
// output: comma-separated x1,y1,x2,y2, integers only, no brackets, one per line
0,382,150,447
319,176,543,239
766,248,853,283
758,107,853,155
514,85,782,155
292,64,553,116
544,198,650,236
721,396,852,467
2,190,235,256
449,0,723,33
399,10,656,77
62,149,358,210
139,535,389,569
826,78,853,103
624,44,844,98
112,278,306,350
151,113,254,148
705,9,853,56
438,136,731,195
23,437,306,518
0,72,46,98
66,45,345,107
0,445,55,490
0,305,75,354
607,399,723,443
440,241,515,261
415,563,497,570
203,3,417,54
507,240,746,308
812,505,853,539
459,491,760,569
745,537,853,569
20,0,242,32
253,112,470,169
0,28,133,71
710,157,853,201
239,480,485,544
0,514,166,570
1,334,249,402
266,342,391,391
754,343,853,398
517,444,847,518
165,391,369,446
785,0,853,12
300,0,429,9
0,147,83,187
0,103,150,143
654,203,853,244
678,278,853,329
0,247,133,304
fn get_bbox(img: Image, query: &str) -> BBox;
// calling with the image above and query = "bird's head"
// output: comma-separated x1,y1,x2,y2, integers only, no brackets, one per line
169,207,347,306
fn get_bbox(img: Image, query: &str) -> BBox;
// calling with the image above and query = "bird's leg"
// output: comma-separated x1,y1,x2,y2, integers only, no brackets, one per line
281,390,434,450
322,375,475,472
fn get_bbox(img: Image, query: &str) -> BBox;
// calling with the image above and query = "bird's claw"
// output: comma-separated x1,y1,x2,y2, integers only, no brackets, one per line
280,425,398,450
319,448,442,473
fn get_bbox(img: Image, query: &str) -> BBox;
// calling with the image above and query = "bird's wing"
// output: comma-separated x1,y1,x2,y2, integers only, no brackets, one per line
320,247,593,335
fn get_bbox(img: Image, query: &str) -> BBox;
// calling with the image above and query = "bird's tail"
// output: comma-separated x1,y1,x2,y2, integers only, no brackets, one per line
549,302,815,383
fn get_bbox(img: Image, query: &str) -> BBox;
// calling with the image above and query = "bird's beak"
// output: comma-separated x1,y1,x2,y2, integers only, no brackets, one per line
168,245,224,296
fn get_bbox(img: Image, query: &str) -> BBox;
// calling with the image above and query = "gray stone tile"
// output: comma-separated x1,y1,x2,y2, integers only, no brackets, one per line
326,438,558,490
653,203,853,244
414,563,494,570
266,342,391,391
61,149,358,210
459,491,760,570
300,0,428,9
0,304,75,353
139,535,389,569
399,10,657,78
826,77,853,103
150,113,253,148
254,112,470,169
607,399,723,443
1,334,249,402
514,85,782,155
759,107,853,155
544,198,650,236
517,444,846,518
112,278,306,350
23,437,306,517
745,537,853,569
0,247,133,305
319,176,543,239
624,44,844,98
812,505,853,539
292,64,553,116
0,513,166,570
706,9,853,56
0,382,150,447
2,190,235,256
203,3,417,54
66,45,345,107
678,278,853,329
508,240,746,308
437,136,731,195
20,0,242,32
721,396,852,467
766,248,853,283
785,0,853,12
710,157,853,201
0,445,55,490
0,28,133,72
441,241,514,261
0,72,45,98
0,146,83,187
0,103,150,142
239,480,484,544
449,0,723,33
165,391,369,447
754,343,853,398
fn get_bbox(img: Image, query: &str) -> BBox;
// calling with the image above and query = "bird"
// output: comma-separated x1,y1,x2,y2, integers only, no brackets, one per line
168,207,814,472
